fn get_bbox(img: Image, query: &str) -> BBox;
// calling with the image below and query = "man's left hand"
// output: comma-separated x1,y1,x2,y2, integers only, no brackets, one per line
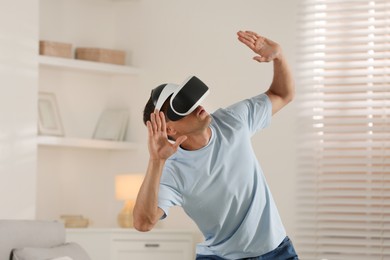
237,30,282,63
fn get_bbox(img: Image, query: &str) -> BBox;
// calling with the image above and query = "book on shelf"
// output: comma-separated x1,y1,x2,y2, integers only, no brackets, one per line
93,109,129,141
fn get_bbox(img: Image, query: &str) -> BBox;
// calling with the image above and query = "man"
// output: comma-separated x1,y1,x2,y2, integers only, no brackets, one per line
134,30,298,260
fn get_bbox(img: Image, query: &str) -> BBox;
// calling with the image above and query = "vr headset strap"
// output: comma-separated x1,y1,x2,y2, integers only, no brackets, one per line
154,83,179,111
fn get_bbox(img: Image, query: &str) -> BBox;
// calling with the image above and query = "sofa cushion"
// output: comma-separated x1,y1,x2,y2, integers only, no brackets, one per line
0,220,66,260
12,242,91,260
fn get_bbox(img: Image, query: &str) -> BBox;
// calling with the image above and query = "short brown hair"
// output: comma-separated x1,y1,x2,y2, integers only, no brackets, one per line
142,96,172,124
143,96,155,126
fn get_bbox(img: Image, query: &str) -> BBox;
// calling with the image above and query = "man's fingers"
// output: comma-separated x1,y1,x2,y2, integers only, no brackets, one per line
245,31,260,41
150,112,158,134
237,36,256,51
237,31,256,44
160,112,167,133
238,31,264,52
155,110,162,131
253,56,270,63
245,30,265,40
238,30,263,42
238,36,255,47
146,121,153,137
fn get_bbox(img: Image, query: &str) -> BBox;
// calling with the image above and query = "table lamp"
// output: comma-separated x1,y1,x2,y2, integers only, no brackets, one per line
115,174,144,228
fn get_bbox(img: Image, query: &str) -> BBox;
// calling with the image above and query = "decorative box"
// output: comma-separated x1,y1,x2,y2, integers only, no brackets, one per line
75,47,126,65
39,40,73,58
60,215,89,228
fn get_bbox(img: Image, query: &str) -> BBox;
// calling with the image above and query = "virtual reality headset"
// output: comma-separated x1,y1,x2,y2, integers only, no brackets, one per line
151,76,210,121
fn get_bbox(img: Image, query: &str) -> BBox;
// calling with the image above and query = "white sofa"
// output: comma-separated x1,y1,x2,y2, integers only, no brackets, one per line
0,220,91,260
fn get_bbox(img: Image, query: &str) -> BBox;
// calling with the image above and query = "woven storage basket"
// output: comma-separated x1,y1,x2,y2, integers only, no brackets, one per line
39,41,73,58
75,47,126,65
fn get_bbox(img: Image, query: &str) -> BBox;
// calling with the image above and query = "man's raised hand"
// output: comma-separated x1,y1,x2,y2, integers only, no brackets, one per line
237,30,282,63
146,111,187,161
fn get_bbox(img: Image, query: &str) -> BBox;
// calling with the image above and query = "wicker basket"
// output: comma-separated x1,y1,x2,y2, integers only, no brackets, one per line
39,40,72,58
75,47,126,65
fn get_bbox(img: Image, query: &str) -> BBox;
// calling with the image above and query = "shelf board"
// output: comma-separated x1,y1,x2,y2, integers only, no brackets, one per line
37,136,139,150
38,55,141,76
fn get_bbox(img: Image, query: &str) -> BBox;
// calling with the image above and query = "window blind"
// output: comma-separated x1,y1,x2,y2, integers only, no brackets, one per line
296,0,390,259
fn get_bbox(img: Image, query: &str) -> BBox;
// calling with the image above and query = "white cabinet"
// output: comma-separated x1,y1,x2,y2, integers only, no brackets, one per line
66,229,195,260
112,241,191,260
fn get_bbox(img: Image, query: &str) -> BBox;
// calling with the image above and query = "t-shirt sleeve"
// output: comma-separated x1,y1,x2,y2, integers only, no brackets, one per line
224,93,272,135
158,171,183,220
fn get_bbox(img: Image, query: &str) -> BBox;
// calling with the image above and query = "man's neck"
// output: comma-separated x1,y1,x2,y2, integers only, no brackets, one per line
180,127,212,151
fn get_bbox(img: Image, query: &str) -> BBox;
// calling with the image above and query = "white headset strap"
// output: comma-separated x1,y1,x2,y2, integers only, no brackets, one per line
154,83,179,111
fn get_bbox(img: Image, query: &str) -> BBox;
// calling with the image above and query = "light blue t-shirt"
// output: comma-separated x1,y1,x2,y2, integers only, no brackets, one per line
158,93,286,259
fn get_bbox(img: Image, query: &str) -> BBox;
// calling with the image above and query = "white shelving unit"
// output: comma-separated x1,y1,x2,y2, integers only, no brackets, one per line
37,136,139,150
37,0,146,228
38,55,141,76
38,55,141,150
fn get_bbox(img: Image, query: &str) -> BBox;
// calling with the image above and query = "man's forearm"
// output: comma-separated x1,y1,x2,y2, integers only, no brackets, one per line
266,53,295,114
133,158,165,231
269,54,294,100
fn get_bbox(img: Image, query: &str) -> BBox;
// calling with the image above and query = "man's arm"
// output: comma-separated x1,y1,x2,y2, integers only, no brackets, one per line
237,31,295,115
133,111,187,232
133,158,165,232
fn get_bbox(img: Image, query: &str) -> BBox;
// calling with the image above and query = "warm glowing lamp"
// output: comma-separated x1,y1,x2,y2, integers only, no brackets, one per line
115,174,144,228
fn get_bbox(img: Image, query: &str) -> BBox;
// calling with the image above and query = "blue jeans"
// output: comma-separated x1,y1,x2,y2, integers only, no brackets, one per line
196,236,299,260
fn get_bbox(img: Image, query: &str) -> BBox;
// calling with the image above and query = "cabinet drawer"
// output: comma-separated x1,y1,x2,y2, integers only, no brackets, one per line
111,240,192,260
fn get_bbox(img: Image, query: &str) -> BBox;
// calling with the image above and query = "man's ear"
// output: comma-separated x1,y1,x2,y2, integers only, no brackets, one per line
166,124,176,136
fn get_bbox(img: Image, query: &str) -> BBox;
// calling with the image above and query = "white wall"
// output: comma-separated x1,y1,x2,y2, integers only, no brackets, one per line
0,0,39,218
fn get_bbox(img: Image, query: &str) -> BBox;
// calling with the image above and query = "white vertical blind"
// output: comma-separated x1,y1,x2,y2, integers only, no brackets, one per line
296,0,390,259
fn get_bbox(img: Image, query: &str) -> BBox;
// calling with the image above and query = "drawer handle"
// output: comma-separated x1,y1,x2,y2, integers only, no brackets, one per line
145,243,160,248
